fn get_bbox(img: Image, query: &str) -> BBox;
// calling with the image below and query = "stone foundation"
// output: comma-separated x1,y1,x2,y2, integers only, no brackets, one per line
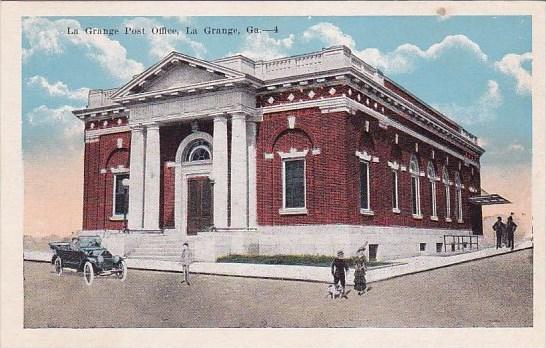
85,225,479,262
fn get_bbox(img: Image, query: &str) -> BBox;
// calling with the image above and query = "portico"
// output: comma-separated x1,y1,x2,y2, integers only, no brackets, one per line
125,113,257,235
107,51,261,236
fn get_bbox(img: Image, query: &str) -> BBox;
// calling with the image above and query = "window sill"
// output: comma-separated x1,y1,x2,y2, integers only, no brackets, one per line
412,214,423,220
430,216,439,221
360,209,375,216
109,215,126,221
279,207,308,215
392,208,401,214
445,218,452,222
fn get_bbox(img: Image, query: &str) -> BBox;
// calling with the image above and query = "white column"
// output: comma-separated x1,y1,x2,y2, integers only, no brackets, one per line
230,113,249,228
247,121,257,228
143,123,160,230
128,126,145,230
212,116,228,229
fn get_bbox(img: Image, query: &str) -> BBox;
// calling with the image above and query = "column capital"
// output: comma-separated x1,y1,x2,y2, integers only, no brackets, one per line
130,124,145,132
231,112,248,120
143,122,160,130
213,115,228,123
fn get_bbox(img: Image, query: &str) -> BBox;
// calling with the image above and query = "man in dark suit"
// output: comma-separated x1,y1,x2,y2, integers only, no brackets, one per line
506,216,518,250
493,217,505,249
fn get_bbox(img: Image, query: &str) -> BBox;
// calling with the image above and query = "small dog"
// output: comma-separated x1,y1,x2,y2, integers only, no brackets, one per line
327,284,343,299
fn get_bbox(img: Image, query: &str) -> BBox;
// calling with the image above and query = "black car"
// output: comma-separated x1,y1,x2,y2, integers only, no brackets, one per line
49,235,127,285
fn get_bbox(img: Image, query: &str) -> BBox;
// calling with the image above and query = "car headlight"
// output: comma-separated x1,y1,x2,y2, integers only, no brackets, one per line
113,256,120,263
97,255,104,264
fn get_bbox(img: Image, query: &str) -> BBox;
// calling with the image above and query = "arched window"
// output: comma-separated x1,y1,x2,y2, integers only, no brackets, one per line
454,172,463,222
442,168,451,221
184,139,212,162
427,162,437,219
409,155,421,217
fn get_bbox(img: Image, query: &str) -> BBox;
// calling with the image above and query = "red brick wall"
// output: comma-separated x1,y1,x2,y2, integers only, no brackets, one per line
257,108,354,225
256,107,480,230
82,131,130,230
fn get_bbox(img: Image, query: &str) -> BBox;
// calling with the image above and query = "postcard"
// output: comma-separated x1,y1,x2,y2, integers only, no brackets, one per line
1,2,545,348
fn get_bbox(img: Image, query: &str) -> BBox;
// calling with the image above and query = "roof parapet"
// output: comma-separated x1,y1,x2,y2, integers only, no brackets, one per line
88,88,118,108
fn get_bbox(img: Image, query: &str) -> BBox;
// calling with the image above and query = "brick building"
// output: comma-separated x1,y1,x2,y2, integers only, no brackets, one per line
73,46,485,261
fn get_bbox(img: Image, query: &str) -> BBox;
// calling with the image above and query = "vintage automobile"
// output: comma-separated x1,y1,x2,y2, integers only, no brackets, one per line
49,235,127,285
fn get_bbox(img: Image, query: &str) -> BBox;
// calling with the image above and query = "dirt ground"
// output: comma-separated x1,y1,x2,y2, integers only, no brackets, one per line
24,249,532,328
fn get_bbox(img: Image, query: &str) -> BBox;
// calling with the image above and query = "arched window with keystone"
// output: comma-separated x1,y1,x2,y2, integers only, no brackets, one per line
427,162,438,220
454,172,463,223
442,167,451,222
409,155,422,218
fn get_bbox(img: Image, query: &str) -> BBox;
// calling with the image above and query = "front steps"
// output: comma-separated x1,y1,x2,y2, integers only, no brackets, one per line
126,235,189,261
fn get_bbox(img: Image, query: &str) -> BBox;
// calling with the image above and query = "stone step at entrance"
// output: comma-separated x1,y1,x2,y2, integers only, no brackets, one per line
126,233,202,261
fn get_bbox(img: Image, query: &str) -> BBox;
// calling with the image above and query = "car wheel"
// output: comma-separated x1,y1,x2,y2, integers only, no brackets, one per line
54,257,63,276
83,261,94,286
116,260,127,282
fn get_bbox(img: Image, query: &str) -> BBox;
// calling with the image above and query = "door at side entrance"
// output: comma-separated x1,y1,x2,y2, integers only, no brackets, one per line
187,177,213,235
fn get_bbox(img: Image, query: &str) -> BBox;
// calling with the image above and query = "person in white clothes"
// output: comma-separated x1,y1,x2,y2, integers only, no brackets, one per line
181,242,192,285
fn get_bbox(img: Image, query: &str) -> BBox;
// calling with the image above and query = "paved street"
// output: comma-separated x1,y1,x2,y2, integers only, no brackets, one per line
24,249,532,328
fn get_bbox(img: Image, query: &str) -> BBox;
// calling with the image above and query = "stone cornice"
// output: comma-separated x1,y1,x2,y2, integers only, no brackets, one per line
262,96,480,168
85,125,130,139
260,79,483,156
73,105,127,120
113,76,260,105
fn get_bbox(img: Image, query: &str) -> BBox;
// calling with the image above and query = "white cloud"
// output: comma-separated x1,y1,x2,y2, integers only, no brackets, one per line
22,17,144,81
26,105,83,140
27,75,89,101
123,17,206,60
302,22,356,49
360,35,487,74
432,80,502,125
494,52,532,95
486,141,527,158
301,23,488,74
507,142,525,152
232,32,294,60
26,105,75,125
477,137,489,148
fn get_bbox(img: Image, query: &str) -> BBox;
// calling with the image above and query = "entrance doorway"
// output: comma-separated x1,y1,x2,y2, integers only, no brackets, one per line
186,176,213,235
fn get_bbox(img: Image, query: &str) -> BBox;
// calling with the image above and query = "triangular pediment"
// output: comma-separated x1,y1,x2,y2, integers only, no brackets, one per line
143,64,225,92
111,52,246,99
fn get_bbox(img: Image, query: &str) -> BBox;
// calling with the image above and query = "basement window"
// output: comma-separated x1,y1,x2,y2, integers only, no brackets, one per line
436,243,443,253
419,243,426,252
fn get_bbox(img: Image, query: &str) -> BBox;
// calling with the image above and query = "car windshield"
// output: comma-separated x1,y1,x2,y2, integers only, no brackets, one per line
79,237,102,248
88,249,104,256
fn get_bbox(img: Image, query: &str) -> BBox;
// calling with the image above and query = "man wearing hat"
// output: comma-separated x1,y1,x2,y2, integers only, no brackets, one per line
331,250,349,296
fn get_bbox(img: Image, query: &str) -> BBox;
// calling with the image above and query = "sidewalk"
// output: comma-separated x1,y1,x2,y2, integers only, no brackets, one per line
24,240,533,285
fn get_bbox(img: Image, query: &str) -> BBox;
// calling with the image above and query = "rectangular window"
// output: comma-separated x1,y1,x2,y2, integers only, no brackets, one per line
360,161,370,210
113,173,129,216
369,244,378,262
392,170,399,210
420,243,426,251
411,176,420,215
283,159,305,209
436,243,443,253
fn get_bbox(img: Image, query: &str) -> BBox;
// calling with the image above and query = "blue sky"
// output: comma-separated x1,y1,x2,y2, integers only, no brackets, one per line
22,15,532,167
21,16,533,236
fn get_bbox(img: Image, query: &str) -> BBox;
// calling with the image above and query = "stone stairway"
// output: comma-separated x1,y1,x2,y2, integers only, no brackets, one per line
126,234,188,261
